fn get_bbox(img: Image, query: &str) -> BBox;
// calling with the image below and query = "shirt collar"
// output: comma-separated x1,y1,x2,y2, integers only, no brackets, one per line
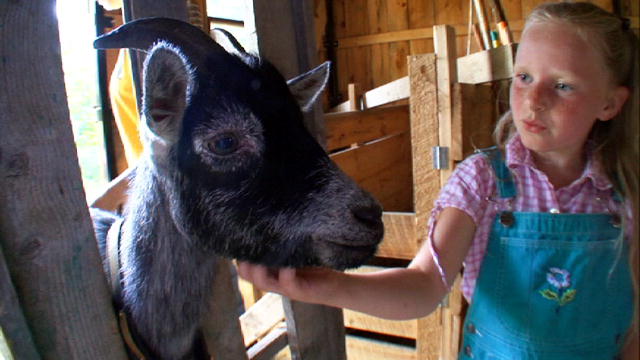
504,134,613,191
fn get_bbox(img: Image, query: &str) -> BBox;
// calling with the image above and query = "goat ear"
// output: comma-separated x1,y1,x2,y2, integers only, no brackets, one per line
212,28,248,56
142,44,193,142
287,62,330,112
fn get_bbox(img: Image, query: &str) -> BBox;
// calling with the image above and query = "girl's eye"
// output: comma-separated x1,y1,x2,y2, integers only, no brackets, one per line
514,73,531,84
208,133,240,156
555,82,573,91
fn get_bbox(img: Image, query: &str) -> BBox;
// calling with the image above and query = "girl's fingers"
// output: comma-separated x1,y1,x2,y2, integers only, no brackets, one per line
237,262,286,293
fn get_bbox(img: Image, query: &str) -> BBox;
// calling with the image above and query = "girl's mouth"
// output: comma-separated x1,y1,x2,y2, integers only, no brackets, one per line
522,119,546,133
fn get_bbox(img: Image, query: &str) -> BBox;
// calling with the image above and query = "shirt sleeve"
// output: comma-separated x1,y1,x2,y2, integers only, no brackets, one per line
426,153,494,288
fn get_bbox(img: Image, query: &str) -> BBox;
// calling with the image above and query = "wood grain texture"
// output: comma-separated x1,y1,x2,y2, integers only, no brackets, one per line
325,104,410,151
408,54,440,244
346,335,416,360
377,212,417,259
202,259,248,360
331,132,412,211
0,1,127,358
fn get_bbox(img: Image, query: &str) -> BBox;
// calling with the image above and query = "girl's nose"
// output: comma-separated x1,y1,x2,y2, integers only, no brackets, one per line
526,85,547,112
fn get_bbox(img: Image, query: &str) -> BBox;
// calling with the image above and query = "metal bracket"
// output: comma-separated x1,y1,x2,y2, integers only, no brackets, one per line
432,146,449,170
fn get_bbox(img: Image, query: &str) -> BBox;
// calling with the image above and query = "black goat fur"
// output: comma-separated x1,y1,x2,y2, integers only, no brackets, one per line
90,18,383,360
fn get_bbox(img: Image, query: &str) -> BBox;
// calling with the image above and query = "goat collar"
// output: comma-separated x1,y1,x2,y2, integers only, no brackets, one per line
106,218,150,360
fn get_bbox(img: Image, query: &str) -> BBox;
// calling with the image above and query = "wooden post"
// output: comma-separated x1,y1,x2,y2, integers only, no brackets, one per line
250,1,346,359
433,24,458,184
202,259,248,360
0,1,128,359
249,0,327,146
408,53,440,247
0,246,40,359
282,300,346,360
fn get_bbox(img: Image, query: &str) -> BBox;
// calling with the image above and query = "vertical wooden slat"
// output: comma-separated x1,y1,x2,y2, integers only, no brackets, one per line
369,0,389,87
433,25,458,184
202,259,248,360
253,2,347,359
0,1,128,358
408,53,440,247
283,299,347,360
0,246,40,360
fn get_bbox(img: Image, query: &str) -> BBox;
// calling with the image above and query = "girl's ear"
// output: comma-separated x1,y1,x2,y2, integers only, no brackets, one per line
598,85,630,121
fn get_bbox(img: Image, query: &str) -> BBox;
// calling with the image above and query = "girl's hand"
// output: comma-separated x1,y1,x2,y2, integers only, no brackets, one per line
236,262,336,305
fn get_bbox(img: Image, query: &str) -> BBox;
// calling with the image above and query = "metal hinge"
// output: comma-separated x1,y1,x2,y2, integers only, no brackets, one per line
432,146,449,170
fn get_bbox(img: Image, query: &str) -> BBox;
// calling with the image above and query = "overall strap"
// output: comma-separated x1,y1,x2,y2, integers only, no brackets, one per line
477,146,517,199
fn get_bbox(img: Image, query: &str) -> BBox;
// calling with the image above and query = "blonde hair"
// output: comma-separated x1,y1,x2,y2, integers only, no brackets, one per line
494,1,639,343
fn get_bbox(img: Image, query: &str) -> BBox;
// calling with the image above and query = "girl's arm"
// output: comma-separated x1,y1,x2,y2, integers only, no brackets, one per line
237,207,476,320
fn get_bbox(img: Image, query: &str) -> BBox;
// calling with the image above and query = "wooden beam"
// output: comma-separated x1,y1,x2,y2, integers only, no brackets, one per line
334,21,527,49
0,245,40,359
251,2,346,358
408,53,440,244
0,1,128,358
247,326,288,360
329,76,410,112
434,25,458,184
330,133,413,212
325,105,410,152
457,43,517,84
250,0,327,146
282,299,347,360
377,213,417,260
363,76,410,109
240,293,285,347
202,259,248,360
345,336,416,360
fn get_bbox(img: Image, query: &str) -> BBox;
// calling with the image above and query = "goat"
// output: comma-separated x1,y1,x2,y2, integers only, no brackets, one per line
90,18,383,360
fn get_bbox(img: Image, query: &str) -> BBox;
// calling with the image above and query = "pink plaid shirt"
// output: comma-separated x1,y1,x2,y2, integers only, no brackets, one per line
428,135,628,301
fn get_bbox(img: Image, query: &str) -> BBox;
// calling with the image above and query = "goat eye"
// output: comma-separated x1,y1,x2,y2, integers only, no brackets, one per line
208,133,240,156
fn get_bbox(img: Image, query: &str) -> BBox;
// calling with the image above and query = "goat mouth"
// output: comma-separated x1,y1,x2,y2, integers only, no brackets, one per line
322,239,379,255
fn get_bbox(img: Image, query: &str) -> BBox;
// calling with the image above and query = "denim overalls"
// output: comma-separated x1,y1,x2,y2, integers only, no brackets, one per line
459,149,633,359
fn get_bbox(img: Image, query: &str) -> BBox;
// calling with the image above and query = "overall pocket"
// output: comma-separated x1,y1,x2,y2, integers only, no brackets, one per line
493,236,631,345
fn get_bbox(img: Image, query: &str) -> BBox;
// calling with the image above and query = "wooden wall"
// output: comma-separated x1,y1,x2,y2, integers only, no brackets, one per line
314,0,638,106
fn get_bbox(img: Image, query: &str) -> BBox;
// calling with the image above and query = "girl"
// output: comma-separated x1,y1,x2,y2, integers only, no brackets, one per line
238,2,639,359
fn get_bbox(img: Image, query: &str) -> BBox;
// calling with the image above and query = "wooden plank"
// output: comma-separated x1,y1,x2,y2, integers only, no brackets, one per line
457,43,517,84
416,309,442,360
460,83,496,157
363,76,410,108
346,336,416,360
247,326,288,360
89,167,134,212
377,212,418,260
282,299,346,360
348,83,363,111
328,75,409,113
240,293,285,347
251,0,327,144
334,20,533,50
330,133,409,182
0,1,128,358
408,54,440,243
344,311,418,339
339,27,433,48
202,259,248,360
434,25,458,185
330,133,412,211
325,105,410,151
0,246,41,360
368,0,389,88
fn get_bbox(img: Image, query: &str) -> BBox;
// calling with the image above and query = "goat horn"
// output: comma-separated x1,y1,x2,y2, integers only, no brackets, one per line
94,17,226,60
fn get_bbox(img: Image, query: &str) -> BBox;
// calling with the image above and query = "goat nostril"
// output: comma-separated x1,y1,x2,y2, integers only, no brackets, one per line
352,204,383,225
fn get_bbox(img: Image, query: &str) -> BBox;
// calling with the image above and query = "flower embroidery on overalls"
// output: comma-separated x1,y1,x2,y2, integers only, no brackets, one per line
539,267,577,306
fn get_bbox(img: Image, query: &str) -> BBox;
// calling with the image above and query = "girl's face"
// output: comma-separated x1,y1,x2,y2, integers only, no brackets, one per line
510,22,627,159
